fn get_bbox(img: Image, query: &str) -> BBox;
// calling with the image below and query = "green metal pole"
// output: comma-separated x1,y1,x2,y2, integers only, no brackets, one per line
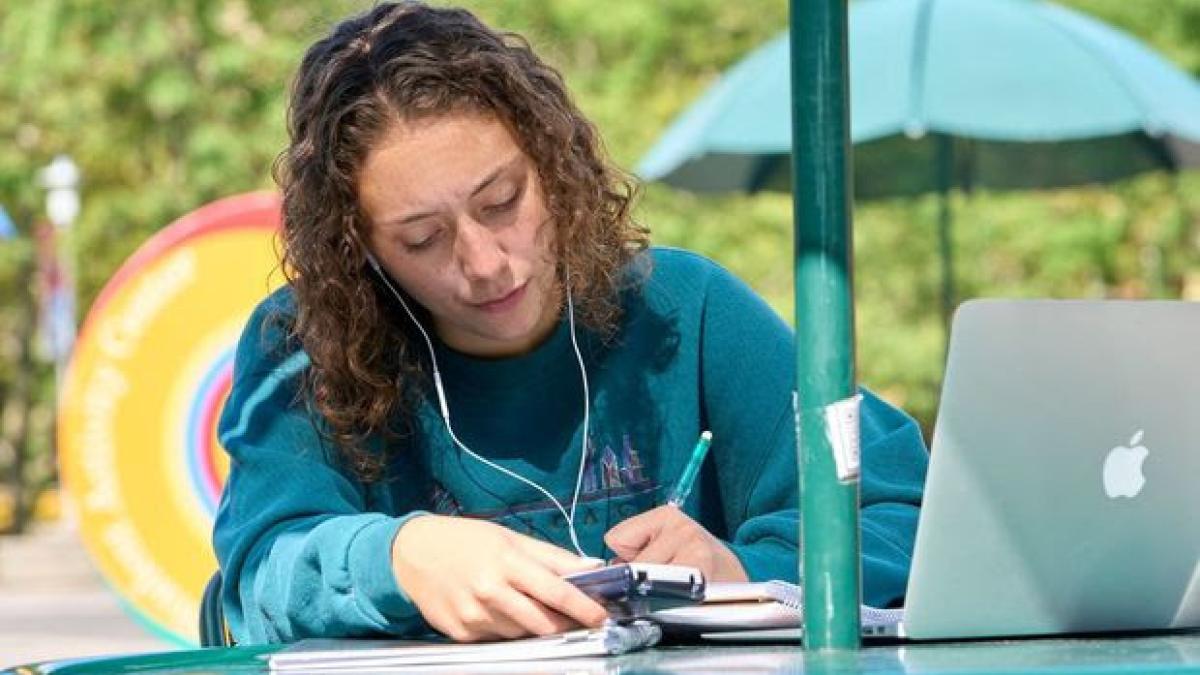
791,0,861,651
937,134,956,354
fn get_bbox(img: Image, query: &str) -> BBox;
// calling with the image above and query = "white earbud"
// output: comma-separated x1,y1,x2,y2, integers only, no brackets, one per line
364,250,593,558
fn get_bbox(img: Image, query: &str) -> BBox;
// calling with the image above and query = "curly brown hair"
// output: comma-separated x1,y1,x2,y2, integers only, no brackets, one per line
273,1,649,480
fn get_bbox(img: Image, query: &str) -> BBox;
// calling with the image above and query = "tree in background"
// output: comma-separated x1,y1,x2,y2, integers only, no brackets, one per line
0,0,1196,529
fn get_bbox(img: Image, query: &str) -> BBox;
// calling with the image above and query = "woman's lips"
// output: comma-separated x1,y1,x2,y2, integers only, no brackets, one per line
473,282,527,313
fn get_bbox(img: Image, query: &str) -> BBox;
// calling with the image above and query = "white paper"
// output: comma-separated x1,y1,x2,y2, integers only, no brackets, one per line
823,393,862,482
792,390,803,461
268,622,661,671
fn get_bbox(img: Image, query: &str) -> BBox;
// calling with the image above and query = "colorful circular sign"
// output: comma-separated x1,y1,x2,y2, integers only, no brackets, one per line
58,192,282,644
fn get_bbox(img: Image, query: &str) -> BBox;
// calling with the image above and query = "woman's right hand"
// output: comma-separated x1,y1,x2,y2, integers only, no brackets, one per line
391,514,609,642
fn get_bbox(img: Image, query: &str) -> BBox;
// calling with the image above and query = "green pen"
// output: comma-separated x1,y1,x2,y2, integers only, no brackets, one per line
667,430,713,507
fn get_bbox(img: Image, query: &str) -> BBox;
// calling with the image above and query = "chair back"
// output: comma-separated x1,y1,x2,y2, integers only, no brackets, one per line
199,570,233,647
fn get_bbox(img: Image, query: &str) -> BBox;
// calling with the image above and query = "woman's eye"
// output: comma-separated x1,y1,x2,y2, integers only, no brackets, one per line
483,190,520,215
404,231,440,251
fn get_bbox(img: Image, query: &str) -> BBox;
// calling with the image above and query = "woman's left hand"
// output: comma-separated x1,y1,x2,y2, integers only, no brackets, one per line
603,506,749,582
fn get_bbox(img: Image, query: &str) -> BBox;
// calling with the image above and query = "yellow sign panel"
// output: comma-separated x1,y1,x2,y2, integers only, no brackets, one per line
58,193,282,644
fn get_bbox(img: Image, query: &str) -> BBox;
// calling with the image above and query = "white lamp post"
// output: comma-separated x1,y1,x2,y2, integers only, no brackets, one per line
37,154,81,385
40,155,81,230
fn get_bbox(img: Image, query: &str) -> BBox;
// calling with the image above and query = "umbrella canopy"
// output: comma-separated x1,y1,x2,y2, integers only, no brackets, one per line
0,205,16,239
638,0,1200,196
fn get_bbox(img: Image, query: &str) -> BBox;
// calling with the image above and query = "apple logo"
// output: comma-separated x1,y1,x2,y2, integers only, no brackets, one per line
1103,429,1149,499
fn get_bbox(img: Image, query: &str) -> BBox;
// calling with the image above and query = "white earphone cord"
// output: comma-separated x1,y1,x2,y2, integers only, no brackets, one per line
367,255,592,558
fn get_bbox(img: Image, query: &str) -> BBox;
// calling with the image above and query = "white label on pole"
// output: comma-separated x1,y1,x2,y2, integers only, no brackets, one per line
792,390,802,461
824,393,862,482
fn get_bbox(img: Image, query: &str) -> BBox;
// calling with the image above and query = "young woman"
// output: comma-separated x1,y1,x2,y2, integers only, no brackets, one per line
213,1,928,644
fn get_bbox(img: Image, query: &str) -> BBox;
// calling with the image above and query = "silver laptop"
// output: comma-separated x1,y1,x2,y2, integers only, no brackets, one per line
901,299,1200,639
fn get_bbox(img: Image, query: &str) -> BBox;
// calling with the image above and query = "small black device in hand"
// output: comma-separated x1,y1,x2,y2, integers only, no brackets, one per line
563,563,706,621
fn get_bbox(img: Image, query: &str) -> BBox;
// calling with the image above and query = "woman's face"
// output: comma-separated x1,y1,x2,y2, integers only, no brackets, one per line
357,112,561,358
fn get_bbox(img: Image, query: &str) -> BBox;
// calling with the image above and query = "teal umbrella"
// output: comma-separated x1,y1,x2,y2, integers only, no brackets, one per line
639,0,1200,331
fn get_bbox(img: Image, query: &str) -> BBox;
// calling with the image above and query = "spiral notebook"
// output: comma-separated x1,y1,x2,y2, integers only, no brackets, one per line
649,579,904,640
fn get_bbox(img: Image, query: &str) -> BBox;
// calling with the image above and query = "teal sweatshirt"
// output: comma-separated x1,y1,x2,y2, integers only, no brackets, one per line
213,247,928,644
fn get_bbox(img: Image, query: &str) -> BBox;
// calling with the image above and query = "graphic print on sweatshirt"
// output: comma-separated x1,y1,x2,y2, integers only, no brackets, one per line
429,433,660,551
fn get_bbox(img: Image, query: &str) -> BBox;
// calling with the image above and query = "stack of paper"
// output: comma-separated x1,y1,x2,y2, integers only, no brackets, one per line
267,621,661,671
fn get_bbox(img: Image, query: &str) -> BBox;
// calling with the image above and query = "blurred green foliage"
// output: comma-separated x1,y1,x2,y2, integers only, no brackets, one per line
0,0,1197,517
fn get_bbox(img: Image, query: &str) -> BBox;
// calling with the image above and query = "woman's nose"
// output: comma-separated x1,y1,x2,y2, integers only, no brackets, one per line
454,219,506,284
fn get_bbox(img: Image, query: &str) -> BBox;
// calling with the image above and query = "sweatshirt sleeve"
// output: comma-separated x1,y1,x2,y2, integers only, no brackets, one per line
696,261,928,608
212,295,429,644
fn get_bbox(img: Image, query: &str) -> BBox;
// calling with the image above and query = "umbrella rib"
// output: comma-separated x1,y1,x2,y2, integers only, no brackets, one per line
907,0,938,137
1031,3,1158,134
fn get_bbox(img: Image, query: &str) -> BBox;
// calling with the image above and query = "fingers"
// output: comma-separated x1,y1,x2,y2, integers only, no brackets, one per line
437,564,589,641
603,506,672,560
628,522,691,565
604,507,733,578
395,517,604,642
462,580,577,641
444,534,607,641
503,531,609,628
442,595,528,642
509,557,609,629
